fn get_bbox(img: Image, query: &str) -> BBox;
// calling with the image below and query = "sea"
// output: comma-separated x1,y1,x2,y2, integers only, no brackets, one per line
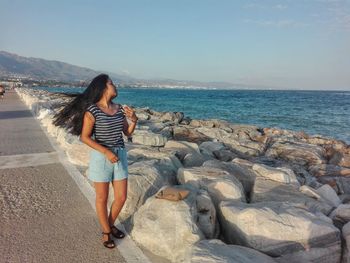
32,86,350,144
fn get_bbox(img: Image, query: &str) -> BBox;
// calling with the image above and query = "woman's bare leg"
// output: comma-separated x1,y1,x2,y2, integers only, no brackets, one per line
94,182,111,241
108,179,128,226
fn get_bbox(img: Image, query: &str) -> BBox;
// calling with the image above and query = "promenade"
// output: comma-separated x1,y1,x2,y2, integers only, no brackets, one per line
0,91,133,262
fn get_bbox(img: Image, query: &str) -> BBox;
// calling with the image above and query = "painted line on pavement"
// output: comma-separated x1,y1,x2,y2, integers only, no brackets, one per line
0,152,59,169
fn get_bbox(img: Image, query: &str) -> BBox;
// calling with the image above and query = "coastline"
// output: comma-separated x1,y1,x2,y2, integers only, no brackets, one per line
31,86,350,145
15,87,350,262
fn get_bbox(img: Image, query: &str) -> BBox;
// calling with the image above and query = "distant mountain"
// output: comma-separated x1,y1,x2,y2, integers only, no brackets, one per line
0,50,258,89
0,51,132,83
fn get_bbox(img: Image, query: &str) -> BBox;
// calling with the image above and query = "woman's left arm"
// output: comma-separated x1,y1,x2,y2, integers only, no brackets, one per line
122,105,138,137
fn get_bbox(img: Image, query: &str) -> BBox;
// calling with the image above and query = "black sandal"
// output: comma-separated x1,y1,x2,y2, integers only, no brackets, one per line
110,225,125,239
102,232,116,249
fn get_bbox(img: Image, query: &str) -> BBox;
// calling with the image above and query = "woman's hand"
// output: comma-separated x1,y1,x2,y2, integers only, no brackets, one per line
123,105,138,122
104,150,119,163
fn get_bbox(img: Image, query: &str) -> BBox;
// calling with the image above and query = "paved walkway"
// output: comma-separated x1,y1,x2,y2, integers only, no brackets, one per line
0,91,145,262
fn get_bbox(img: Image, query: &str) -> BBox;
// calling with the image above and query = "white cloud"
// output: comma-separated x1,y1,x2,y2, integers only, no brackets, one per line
274,4,288,10
244,19,308,28
243,2,288,10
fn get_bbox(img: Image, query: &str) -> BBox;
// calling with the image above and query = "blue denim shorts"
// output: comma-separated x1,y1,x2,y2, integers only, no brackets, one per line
88,147,128,182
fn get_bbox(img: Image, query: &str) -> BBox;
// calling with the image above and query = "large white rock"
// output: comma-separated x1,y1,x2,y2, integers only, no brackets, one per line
218,201,341,261
252,163,300,187
127,144,182,169
131,189,217,262
251,177,333,215
177,166,246,206
132,130,168,146
186,239,277,263
65,142,91,167
275,246,342,263
202,159,256,195
119,159,178,226
196,127,265,156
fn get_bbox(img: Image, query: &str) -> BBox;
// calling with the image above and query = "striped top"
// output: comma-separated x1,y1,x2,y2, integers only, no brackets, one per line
86,104,125,148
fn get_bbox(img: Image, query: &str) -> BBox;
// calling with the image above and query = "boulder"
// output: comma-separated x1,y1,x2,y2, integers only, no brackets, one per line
159,111,184,124
173,126,211,144
309,164,350,177
131,189,217,262
342,222,350,263
218,201,341,261
315,184,341,208
275,246,342,263
118,159,178,226
199,141,227,158
265,141,326,166
186,239,276,263
330,204,350,226
203,159,257,195
252,163,300,186
132,130,167,146
212,149,239,162
177,166,246,206
127,145,182,169
263,127,308,142
251,177,333,215
329,152,350,169
163,140,200,160
196,127,265,156
65,142,91,167
182,152,212,168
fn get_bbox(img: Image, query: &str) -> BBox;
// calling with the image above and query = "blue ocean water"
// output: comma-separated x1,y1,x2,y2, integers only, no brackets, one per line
32,87,350,144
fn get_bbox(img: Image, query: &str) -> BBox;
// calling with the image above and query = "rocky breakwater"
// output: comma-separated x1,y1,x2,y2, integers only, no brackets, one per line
16,88,350,263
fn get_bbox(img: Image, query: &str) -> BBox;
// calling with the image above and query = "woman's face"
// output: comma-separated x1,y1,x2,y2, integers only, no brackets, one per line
105,78,118,99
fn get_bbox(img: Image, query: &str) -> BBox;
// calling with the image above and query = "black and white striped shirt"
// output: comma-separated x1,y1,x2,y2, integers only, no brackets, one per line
86,104,125,149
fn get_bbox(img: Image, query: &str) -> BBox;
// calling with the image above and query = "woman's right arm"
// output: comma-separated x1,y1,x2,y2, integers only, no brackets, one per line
80,111,118,163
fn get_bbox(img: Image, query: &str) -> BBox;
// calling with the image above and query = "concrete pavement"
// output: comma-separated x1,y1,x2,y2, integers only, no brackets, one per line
0,90,144,262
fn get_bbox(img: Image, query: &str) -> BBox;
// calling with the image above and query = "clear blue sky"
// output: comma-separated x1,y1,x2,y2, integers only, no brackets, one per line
0,0,349,89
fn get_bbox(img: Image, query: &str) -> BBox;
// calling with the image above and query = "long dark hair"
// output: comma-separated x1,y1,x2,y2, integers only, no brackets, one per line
53,74,109,135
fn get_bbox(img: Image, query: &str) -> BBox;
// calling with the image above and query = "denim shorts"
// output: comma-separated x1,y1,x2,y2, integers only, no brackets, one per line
88,147,128,182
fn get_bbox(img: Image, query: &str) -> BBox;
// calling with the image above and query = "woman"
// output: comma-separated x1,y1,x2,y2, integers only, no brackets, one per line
53,74,138,249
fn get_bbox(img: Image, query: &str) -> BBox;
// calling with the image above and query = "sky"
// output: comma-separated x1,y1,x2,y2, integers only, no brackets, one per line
0,0,349,90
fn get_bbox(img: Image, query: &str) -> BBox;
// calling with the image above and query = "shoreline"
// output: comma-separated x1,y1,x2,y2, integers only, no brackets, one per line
29,86,350,145
31,85,350,92
16,87,350,262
